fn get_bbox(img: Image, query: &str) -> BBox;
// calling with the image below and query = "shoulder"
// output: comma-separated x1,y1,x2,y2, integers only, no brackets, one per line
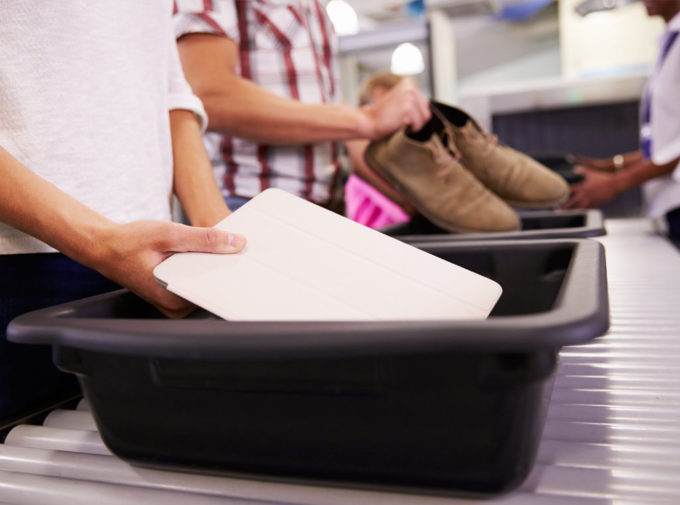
173,0,239,40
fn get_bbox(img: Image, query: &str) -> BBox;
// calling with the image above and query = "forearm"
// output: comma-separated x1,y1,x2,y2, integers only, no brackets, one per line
177,34,374,144
620,150,645,168
613,157,678,194
170,109,231,226
0,146,113,265
201,75,429,145
1,144,246,318
346,139,374,183
202,78,372,144
576,150,644,171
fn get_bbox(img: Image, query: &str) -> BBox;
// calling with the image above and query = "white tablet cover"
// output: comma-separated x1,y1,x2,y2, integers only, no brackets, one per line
154,189,502,321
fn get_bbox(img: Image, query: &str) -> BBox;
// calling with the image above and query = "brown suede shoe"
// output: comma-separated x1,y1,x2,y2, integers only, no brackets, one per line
431,101,569,208
364,116,520,234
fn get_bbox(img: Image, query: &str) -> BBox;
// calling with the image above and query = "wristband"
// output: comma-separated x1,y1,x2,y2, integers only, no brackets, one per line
612,154,624,172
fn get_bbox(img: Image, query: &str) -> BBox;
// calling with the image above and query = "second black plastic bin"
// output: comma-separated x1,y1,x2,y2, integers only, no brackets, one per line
381,209,605,243
8,239,609,496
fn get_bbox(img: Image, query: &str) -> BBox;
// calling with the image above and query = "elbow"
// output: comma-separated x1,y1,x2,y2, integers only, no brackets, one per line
194,92,231,134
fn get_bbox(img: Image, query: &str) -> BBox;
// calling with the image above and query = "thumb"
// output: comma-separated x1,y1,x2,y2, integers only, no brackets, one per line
167,224,246,254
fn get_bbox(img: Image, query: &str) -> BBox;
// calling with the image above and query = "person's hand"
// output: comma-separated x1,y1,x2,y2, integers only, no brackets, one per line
359,78,431,140
93,220,245,318
561,166,619,210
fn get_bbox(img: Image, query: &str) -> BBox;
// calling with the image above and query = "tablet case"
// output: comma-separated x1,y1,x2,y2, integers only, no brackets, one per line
154,188,501,321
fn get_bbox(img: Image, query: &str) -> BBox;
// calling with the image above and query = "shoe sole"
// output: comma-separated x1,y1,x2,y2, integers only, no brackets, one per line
504,192,570,209
364,145,518,234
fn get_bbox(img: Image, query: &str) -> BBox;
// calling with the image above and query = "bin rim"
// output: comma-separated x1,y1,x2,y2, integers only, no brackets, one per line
382,209,606,242
7,239,609,359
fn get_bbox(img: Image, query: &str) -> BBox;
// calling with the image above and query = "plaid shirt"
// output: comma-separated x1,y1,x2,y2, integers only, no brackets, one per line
174,0,342,204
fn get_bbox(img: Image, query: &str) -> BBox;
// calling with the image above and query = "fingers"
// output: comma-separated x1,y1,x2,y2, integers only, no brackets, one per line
161,223,246,254
560,193,583,210
367,79,431,137
560,196,580,210
397,79,430,132
151,288,198,319
560,189,589,210
93,220,246,320
153,226,245,317
414,86,431,126
408,96,431,132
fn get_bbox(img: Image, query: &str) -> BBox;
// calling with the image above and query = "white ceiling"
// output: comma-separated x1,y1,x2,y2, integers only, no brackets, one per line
343,0,499,26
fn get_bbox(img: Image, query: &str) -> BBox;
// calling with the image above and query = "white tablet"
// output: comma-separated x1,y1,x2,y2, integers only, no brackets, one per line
154,188,501,321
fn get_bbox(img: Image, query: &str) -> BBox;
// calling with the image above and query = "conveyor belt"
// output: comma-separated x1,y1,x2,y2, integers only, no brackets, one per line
0,218,678,504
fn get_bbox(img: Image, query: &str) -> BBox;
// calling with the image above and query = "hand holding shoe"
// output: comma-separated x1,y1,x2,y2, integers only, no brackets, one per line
359,78,431,140
561,167,620,210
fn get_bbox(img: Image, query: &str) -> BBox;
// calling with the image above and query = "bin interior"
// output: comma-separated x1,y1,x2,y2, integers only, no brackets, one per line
429,243,572,316
383,213,587,237
59,242,574,321
7,239,608,496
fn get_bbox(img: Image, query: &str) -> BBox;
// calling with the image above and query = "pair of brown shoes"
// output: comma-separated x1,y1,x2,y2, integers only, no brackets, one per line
364,102,569,233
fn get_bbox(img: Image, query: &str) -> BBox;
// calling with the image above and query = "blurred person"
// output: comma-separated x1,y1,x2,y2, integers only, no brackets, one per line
1,2,245,420
173,1,430,212
345,72,419,228
562,0,680,237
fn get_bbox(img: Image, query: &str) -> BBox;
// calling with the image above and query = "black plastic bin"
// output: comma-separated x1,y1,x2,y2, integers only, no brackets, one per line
381,209,605,244
8,239,609,496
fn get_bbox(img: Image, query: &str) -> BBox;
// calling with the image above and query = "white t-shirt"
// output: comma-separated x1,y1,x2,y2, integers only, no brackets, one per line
642,12,680,218
0,2,206,254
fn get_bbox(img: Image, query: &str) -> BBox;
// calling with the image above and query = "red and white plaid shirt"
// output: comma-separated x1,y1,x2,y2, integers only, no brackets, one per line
174,0,342,204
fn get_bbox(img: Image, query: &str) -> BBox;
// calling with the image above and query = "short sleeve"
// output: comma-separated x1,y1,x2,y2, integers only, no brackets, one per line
651,33,680,166
167,31,208,131
173,0,239,42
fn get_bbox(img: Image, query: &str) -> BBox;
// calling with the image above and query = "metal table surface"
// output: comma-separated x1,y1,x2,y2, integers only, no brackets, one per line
0,218,678,505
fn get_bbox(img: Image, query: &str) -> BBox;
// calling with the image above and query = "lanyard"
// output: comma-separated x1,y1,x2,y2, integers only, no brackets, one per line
640,31,679,159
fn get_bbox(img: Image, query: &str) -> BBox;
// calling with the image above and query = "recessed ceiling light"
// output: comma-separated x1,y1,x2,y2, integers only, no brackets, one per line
391,42,425,75
326,0,360,35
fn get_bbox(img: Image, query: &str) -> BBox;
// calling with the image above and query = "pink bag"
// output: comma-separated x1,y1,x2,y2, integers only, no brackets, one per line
344,174,410,229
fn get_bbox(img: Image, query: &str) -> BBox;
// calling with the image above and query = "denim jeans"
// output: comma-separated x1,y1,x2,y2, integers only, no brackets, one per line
0,253,120,420
225,195,251,212
666,207,680,239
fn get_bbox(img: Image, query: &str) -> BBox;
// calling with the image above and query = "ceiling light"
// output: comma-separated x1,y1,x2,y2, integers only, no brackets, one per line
391,43,425,75
326,0,359,36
